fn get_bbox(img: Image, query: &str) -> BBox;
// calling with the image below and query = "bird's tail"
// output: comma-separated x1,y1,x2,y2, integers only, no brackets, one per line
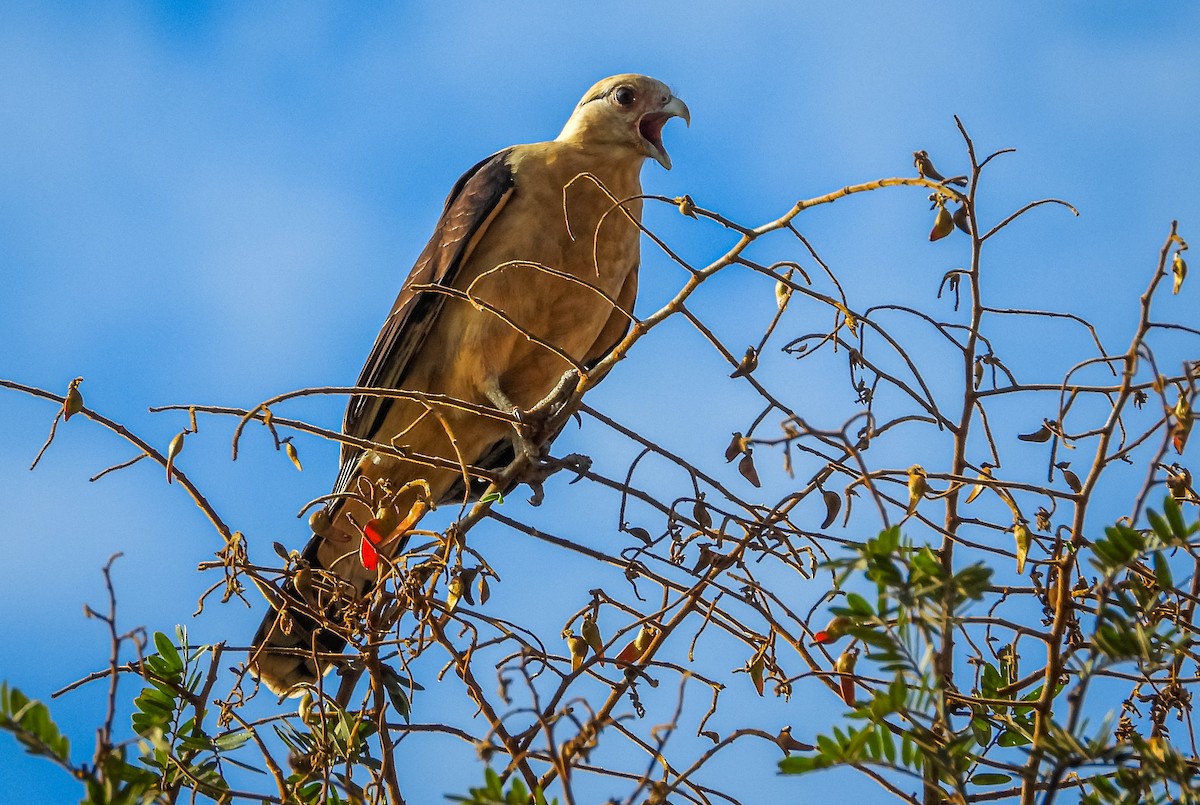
249,532,360,696
249,498,426,697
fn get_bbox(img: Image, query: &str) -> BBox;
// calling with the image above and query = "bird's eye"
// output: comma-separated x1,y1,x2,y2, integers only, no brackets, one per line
613,86,636,106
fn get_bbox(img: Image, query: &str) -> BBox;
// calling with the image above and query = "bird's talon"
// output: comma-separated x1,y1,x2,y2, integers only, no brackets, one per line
557,453,593,483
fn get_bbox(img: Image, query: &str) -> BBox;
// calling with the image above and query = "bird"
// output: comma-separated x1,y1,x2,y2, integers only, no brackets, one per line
249,75,689,696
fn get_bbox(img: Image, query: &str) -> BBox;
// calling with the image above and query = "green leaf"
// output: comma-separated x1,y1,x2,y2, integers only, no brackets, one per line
888,675,908,709
153,632,183,673
779,755,819,774
1153,551,1173,589
1147,509,1172,543
215,730,251,751
134,688,175,715
1163,495,1188,540
508,777,529,804
865,726,883,759
971,714,993,746
144,655,177,680
880,726,896,763
485,766,503,795
223,755,268,775
380,665,413,722
981,663,1002,698
854,628,896,651
846,727,872,759
971,773,1011,785
845,592,873,616
0,684,71,764
997,728,1032,747
480,491,505,505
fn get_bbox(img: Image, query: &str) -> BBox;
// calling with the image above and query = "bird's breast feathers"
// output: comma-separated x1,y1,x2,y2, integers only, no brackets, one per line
445,143,642,377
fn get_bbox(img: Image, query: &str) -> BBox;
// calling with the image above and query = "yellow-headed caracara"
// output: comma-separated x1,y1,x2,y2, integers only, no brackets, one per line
251,74,688,695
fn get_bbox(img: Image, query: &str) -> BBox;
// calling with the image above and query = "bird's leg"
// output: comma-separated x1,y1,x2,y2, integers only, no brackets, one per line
530,369,581,423
481,377,542,462
482,370,581,460
479,371,586,504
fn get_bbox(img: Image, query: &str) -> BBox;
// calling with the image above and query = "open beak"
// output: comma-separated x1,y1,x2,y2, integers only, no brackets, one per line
640,95,690,170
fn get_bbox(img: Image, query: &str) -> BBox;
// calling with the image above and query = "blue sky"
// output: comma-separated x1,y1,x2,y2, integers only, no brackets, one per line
2,3,1199,802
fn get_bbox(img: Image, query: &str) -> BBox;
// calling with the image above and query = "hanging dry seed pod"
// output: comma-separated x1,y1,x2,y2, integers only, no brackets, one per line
364,504,399,548
166,431,186,484
813,615,851,645
775,269,795,310
1013,520,1031,575
457,567,479,606
820,489,841,529
737,451,761,487
1018,420,1055,442
62,377,84,421
692,495,713,529
446,575,464,612
725,432,747,462
952,203,972,234
567,633,588,671
674,194,697,218
906,465,929,515
581,614,604,666
729,346,758,378
309,508,332,536
691,544,715,574
616,624,658,665
835,648,859,705
913,150,940,179
624,525,652,544
1174,394,1194,454
284,440,303,471
292,566,317,604
776,727,811,753
929,202,954,241
913,150,966,185
1057,461,1082,493
748,647,767,696
1164,464,1194,503
965,464,993,504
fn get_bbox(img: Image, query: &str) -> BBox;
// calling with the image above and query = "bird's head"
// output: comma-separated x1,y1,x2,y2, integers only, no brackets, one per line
557,74,690,170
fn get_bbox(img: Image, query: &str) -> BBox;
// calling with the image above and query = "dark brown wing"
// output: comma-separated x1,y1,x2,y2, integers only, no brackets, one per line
333,149,516,497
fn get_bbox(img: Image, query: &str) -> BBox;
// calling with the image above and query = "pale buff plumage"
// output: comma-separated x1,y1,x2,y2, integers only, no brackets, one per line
251,75,688,695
